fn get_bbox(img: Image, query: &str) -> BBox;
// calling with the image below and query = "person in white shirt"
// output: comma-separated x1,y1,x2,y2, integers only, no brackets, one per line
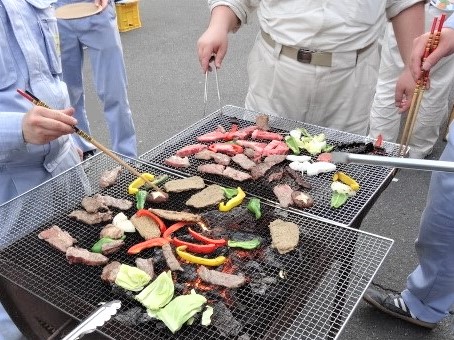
369,1,454,158
197,1,425,136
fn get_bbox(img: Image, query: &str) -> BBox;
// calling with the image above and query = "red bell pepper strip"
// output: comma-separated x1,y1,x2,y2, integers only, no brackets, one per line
171,237,217,254
136,209,167,235
163,221,190,239
188,227,227,246
127,237,169,255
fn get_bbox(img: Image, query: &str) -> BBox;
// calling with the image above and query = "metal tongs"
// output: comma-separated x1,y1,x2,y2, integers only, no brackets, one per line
203,55,224,116
62,300,121,340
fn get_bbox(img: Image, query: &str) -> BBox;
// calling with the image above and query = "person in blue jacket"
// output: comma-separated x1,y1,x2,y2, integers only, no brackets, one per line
55,0,137,159
0,0,82,338
364,14,454,329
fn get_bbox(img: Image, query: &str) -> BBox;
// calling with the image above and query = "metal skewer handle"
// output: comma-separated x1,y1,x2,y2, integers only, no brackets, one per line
340,153,454,173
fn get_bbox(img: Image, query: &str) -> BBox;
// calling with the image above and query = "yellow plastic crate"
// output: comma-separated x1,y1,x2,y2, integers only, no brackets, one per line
115,0,141,33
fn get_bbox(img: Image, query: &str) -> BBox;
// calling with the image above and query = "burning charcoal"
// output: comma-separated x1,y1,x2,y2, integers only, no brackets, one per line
211,302,243,338
175,264,197,283
114,307,151,326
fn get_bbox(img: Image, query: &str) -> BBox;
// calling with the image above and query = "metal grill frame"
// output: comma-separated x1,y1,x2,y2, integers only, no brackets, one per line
0,152,393,340
140,105,399,227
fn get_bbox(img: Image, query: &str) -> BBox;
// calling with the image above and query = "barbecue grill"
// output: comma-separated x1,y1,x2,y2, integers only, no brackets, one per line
140,105,400,228
0,152,393,340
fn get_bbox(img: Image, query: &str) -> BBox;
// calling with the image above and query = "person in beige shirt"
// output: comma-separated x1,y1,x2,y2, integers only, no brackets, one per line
197,0,425,136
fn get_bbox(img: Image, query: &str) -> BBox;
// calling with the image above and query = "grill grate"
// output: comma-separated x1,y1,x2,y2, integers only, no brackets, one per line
0,153,393,340
140,105,398,227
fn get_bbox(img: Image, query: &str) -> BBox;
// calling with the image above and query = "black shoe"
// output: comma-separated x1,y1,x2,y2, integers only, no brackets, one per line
82,150,97,161
363,288,436,329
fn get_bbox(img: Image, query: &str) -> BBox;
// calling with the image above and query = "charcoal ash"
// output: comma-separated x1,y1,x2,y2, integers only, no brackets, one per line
211,301,243,338
113,306,151,326
242,261,277,296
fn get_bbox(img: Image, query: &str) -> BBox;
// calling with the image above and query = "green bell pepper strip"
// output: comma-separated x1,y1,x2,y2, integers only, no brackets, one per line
222,187,238,199
151,174,169,186
135,190,147,210
91,235,126,253
331,192,349,209
228,238,261,250
219,187,245,212
247,198,262,219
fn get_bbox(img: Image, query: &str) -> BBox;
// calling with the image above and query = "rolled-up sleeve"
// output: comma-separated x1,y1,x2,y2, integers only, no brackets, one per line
208,0,258,25
386,0,426,20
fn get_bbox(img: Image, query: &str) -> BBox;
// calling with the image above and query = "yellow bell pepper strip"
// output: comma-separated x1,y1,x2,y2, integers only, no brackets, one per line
127,237,169,255
219,187,246,212
332,172,360,191
128,173,155,195
176,246,226,267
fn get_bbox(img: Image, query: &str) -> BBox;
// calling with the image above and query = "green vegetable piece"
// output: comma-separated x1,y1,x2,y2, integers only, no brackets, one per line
228,238,261,250
201,306,214,326
222,187,238,199
136,190,147,210
155,289,207,333
91,237,114,253
331,192,349,209
115,264,151,292
135,271,174,311
151,174,169,186
284,136,300,154
247,198,262,219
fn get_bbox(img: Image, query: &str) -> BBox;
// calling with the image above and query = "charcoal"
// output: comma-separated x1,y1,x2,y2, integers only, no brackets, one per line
114,307,150,326
211,302,242,338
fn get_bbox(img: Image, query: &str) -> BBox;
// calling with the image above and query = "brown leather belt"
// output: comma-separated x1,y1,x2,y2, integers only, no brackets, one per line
260,30,374,67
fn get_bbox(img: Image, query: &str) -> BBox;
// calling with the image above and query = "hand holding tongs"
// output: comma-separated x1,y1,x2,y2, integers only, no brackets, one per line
203,55,224,116
62,300,121,340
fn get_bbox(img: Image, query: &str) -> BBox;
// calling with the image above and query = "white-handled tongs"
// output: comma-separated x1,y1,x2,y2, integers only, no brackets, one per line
62,300,121,340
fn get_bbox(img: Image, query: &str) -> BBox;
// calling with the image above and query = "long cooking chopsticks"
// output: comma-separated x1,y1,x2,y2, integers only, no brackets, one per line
399,14,446,156
17,89,164,194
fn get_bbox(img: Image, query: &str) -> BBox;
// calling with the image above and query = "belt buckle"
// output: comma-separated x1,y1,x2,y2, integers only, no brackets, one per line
297,48,313,64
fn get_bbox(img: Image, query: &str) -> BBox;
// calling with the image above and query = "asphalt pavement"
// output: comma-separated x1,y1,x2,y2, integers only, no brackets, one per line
83,1,454,339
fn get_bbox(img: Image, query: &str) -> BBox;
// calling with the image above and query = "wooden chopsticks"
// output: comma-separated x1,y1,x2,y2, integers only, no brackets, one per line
17,89,165,194
399,14,446,156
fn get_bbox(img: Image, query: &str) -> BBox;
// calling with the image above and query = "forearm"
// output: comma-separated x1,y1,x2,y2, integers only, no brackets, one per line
209,5,241,33
392,2,425,66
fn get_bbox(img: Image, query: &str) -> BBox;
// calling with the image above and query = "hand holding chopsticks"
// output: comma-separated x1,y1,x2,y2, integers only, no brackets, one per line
17,89,165,195
399,14,446,156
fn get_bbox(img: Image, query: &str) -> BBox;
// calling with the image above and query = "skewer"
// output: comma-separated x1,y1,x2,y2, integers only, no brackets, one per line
398,17,439,156
17,89,165,194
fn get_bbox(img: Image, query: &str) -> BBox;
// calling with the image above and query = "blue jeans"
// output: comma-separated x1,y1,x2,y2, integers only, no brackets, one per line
402,122,454,323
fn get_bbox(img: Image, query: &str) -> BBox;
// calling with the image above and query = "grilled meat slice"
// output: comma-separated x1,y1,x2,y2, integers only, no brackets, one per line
197,266,246,288
251,129,283,141
164,155,190,168
101,239,124,255
284,166,312,189
100,224,125,239
231,153,256,171
256,114,270,131
263,154,287,166
99,194,133,210
68,210,112,225
81,195,109,213
38,225,77,253
66,247,108,266
186,184,225,209
268,219,300,254
135,258,155,279
268,169,284,182
261,140,289,156
222,167,252,181
250,162,272,180
198,163,225,176
212,152,231,166
176,143,207,157
148,208,204,223
99,166,122,188
130,214,161,240
162,243,183,271
164,176,205,193
101,261,121,283
194,149,216,160
273,184,294,208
